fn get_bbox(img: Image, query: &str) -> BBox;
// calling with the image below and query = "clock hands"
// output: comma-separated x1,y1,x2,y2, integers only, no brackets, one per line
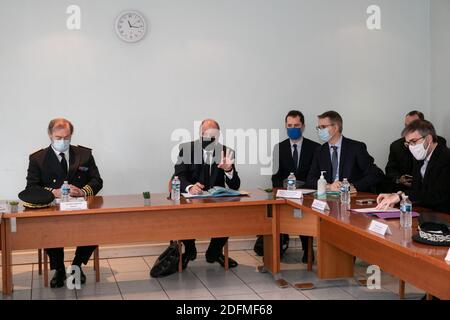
127,19,142,29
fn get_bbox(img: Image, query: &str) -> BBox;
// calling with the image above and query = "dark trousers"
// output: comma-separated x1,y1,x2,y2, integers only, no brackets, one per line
46,246,97,271
182,238,228,259
300,235,311,253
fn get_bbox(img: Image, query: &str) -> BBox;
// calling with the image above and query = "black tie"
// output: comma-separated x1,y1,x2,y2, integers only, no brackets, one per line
331,146,338,182
60,152,68,178
292,144,299,172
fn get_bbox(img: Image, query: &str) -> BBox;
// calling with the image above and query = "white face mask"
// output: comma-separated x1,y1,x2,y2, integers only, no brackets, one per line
52,139,70,153
409,139,430,161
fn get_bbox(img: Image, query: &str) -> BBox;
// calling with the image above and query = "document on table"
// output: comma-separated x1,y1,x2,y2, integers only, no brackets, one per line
352,207,420,219
182,187,249,199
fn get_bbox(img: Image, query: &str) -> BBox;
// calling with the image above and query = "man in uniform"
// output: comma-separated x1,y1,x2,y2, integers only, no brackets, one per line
25,118,103,288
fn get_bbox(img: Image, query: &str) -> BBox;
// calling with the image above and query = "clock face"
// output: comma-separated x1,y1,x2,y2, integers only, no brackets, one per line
115,11,147,43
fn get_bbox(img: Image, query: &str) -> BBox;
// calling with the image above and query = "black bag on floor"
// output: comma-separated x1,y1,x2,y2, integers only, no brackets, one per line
150,241,180,278
253,234,290,257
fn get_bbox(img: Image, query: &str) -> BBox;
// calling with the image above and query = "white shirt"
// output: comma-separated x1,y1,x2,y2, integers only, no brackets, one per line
51,146,70,172
185,149,234,193
289,137,303,169
420,149,434,179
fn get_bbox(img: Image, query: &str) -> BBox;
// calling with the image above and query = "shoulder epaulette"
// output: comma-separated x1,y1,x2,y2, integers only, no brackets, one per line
30,148,44,156
77,145,92,150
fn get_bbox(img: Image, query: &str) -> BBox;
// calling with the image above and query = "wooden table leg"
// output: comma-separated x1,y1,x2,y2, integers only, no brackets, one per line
1,220,13,295
307,237,313,272
38,249,42,275
94,247,100,282
317,219,354,279
399,280,405,299
262,205,288,288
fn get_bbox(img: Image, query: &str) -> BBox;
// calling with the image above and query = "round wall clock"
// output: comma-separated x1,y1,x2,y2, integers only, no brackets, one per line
115,11,147,43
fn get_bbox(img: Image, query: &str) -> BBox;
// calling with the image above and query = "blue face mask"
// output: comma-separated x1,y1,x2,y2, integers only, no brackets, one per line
287,127,302,140
52,139,70,153
317,128,331,142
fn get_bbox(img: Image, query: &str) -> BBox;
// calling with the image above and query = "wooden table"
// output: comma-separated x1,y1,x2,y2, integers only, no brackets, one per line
286,194,450,300
1,190,285,295
2,191,449,299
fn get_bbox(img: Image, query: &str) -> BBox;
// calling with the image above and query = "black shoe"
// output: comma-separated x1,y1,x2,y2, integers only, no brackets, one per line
181,248,198,270
421,294,439,300
50,269,66,288
71,266,86,285
206,254,238,268
302,250,315,264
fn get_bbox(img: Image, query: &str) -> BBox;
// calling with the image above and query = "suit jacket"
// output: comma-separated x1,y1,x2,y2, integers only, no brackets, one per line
385,135,447,186
405,143,450,213
174,141,241,192
305,137,384,192
26,145,103,196
271,138,320,188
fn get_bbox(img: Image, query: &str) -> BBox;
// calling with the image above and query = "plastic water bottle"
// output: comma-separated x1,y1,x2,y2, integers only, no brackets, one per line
400,195,412,228
287,172,296,191
171,176,181,201
340,178,350,204
61,180,70,203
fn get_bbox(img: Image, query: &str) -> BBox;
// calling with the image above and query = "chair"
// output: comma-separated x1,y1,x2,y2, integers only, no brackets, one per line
39,247,100,287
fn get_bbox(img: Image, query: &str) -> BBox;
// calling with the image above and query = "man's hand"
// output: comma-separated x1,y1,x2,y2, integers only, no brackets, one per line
69,185,84,197
375,193,400,210
217,150,234,172
398,175,413,187
327,181,342,192
52,188,61,198
188,183,205,195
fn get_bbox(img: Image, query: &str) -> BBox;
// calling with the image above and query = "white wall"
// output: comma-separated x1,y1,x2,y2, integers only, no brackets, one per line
430,0,450,140
0,0,432,199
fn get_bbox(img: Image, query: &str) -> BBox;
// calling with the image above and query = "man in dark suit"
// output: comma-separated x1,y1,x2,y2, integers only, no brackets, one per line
385,111,447,192
174,119,240,269
272,110,320,263
306,111,384,193
26,118,103,288
377,119,450,214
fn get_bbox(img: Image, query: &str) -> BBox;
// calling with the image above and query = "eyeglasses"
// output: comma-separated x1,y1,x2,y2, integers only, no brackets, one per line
316,124,334,130
404,136,427,148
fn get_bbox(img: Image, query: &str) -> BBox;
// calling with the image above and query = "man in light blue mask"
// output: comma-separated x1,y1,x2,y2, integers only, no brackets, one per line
306,111,384,193
25,118,103,288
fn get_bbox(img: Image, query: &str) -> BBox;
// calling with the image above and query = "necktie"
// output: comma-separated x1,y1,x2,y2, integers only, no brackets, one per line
204,151,213,188
331,146,338,182
292,144,299,172
420,159,428,179
60,152,68,178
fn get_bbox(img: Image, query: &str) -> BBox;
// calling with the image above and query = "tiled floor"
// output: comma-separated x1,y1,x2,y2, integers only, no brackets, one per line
0,248,425,300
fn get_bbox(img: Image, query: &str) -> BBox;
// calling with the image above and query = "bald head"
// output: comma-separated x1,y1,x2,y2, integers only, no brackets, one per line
200,119,220,138
48,118,73,135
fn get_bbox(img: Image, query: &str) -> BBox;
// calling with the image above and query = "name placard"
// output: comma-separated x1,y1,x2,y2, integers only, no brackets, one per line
368,220,392,236
276,190,303,199
60,200,88,211
445,249,450,263
311,199,330,211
